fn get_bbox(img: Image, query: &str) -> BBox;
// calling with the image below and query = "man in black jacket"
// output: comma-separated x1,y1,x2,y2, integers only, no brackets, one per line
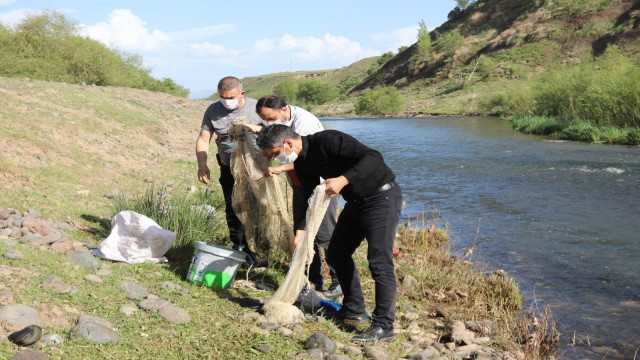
256,124,403,342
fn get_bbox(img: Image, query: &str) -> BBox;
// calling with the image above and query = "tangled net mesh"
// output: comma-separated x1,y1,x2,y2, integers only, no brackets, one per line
263,183,331,323
229,121,294,255
229,121,332,323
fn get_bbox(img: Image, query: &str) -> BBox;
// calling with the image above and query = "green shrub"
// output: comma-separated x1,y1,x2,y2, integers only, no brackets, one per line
433,29,465,55
477,85,535,116
354,86,402,116
275,79,298,103
297,80,338,105
559,120,599,142
0,10,189,97
510,114,563,135
626,128,640,146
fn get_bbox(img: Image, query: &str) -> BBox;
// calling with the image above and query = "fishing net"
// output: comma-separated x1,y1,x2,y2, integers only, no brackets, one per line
263,183,332,323
228,120,294,255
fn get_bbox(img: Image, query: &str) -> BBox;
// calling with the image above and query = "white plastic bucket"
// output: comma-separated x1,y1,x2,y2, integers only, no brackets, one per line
186,242,247,289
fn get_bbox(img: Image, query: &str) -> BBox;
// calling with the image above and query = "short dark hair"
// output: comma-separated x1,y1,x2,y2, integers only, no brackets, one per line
218,76,242,92
256,124,300,149
256,95,287,114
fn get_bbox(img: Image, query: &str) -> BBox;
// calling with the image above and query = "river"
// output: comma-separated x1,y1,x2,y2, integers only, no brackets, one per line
320,116,640,359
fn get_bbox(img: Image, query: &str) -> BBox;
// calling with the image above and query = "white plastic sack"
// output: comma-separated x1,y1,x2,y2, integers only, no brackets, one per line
91,210,176,264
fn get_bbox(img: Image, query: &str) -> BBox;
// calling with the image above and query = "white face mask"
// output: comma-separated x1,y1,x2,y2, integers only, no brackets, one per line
220,98,239,110
275,141,298,164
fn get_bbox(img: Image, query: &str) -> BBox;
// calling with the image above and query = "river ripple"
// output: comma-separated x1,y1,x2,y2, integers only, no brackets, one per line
321,116,640,358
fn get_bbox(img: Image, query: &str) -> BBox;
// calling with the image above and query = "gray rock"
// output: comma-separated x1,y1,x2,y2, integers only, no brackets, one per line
156,281,182,291
252,343,271,353
83,274,102,283
157,304,190,324
304,348,326,359
407,347,440,360
10,349,49,360
69,252,101,270
454,343,482,357
71,315,118,344
42,333,64,346
52,221,75,232
326,355,353,360
465,320,497,336
117,282,148,300
40,230,65,245
119,305,137,316
42,276,74,294
0,304,39,329
138,297,170,311
258,321,281,331
2,238,18,246
304,331,337,354
363,345,390,360
4,249,25,260
77,314,113,328
449,320,476,345
96,268,112,276
72,322,118,344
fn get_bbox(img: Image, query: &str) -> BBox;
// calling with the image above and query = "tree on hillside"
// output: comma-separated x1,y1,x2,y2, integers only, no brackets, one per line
412,20,431,63
449,0,476,19
456,0,472,9
297,80,338,105
275,79,298,103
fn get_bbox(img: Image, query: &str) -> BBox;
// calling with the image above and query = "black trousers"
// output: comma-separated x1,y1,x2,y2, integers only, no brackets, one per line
216,154,245,247
326,183,402,329
292,184,339,289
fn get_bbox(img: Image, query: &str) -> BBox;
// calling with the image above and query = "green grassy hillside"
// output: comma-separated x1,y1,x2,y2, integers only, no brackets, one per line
0,76,209,221
239,0,640,119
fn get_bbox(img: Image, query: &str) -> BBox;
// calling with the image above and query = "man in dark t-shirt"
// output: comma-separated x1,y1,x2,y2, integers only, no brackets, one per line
195,76,262,265
256,124,403,343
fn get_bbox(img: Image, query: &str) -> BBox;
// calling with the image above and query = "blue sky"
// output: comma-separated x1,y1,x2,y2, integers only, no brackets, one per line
0,0,457,97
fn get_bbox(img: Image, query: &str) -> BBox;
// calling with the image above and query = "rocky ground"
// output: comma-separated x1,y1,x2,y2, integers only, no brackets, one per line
0,207,528,360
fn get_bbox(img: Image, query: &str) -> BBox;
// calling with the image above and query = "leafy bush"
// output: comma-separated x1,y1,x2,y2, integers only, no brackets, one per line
275,79,298,103
433,29,465,55
0,10,189,97
297,80,338,105
559,121,599,142
626,128,640,146
354,86,402,116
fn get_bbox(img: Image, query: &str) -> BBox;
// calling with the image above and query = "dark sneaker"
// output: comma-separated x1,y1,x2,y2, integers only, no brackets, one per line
323,282,343,299
352,325,394,343
332,308,371,331
232,244,258,266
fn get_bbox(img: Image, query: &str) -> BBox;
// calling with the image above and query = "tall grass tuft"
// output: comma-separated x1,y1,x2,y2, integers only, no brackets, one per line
395,213,524,322
112,186,227,263
510,114,563,135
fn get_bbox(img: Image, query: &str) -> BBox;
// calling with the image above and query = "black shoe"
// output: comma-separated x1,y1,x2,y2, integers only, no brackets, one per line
332,308,371,331
352,325,394,343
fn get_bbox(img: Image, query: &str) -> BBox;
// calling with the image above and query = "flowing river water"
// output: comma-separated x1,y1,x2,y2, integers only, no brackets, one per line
321,116,640,359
